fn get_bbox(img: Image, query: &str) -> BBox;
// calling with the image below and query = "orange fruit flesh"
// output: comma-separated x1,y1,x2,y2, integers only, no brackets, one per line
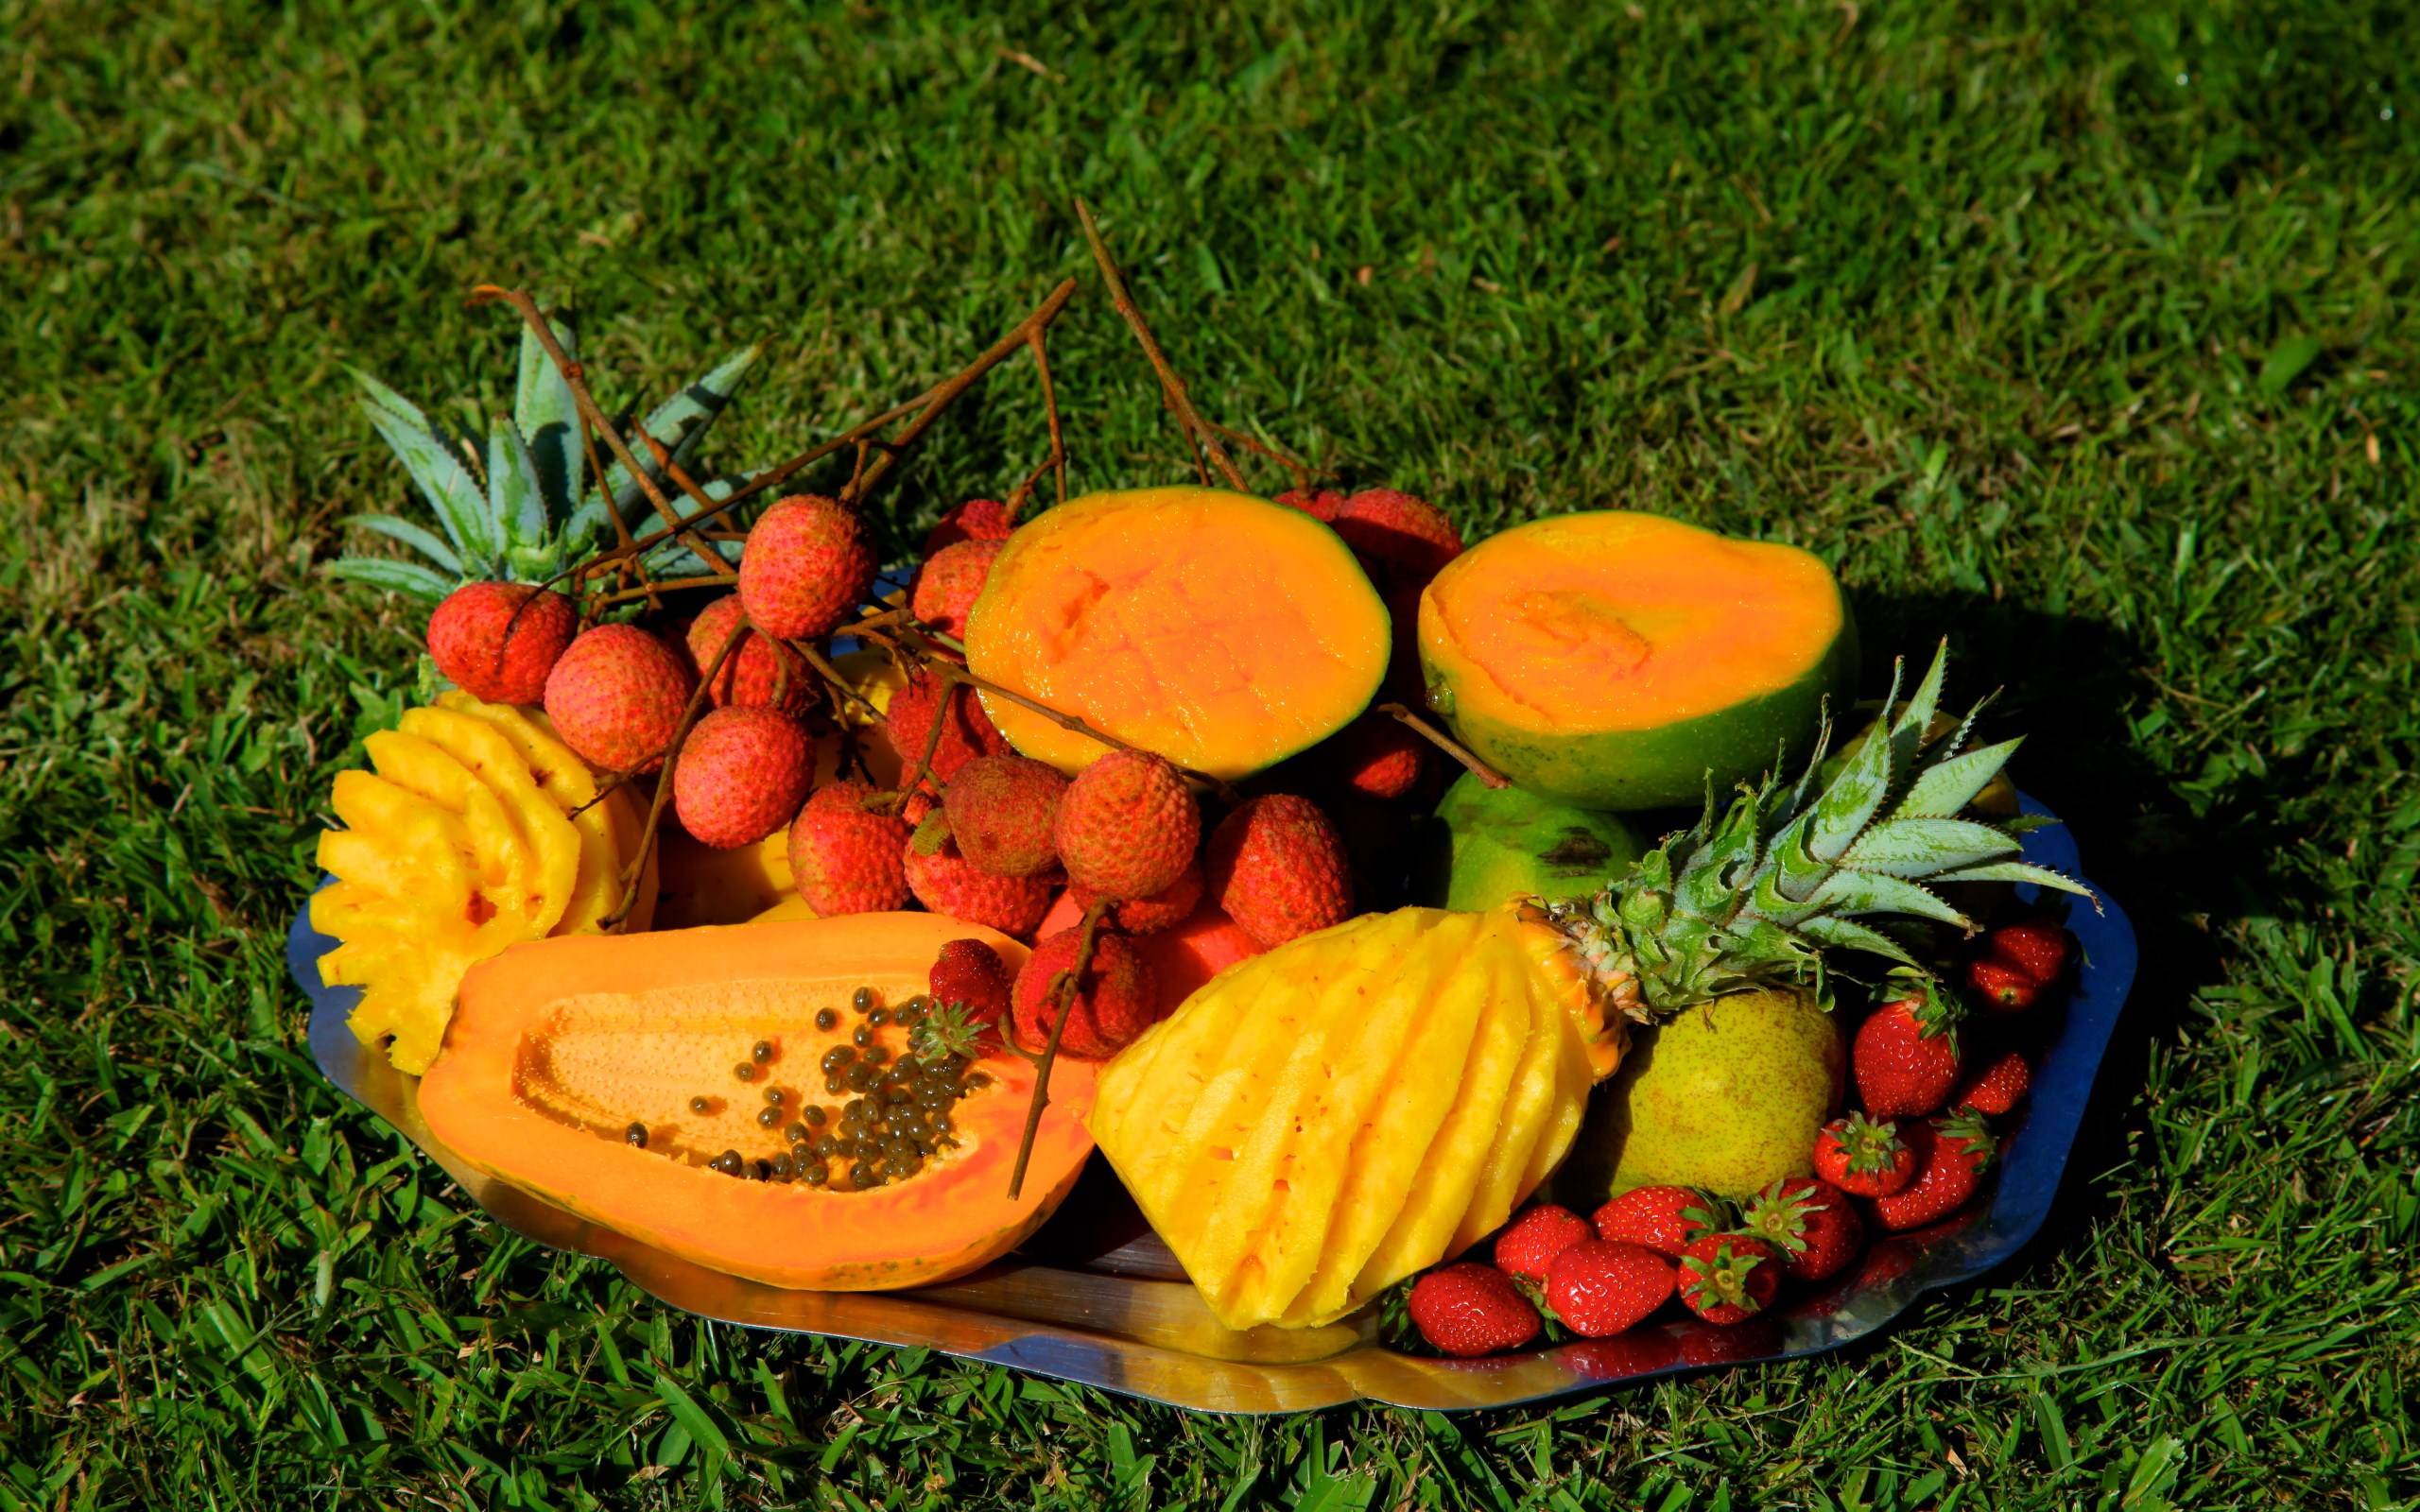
964,487,1391,778
1421,511,1844,733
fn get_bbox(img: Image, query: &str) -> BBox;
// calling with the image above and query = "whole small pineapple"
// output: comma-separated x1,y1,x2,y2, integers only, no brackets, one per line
1089,643,2093,1331
329,304,770,602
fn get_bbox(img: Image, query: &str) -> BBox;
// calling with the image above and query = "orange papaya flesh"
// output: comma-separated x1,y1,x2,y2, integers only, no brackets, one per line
420,914,1095,1291
963,487,1392,780
1418,511,1854,811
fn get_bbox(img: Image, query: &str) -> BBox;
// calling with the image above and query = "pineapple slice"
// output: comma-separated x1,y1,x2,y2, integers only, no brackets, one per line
1450,913,1599,1253
436,694,631,934
398,708,579,938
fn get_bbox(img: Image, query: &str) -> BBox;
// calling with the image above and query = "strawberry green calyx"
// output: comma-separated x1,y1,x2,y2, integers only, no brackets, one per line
1937,1108,1998,1170
1830,1112,1909,1180
1538,643,2099,1025
1680,1239,1772,1314
1742,1183,1821,1258
1887,969,1965,1048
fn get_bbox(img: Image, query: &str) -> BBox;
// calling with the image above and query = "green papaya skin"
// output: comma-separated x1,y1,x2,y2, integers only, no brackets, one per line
1545,987,1845,1206
1425,770,1645,912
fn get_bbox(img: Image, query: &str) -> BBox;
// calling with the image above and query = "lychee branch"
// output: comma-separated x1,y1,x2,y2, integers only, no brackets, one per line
1074,198,1251,494
1375,701,1510,789
1002,326,1067,519
1007,898,1114,1201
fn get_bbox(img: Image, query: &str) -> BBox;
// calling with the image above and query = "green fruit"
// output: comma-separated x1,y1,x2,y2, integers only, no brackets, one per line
1546,987,1845,1205
1426,770,1644,912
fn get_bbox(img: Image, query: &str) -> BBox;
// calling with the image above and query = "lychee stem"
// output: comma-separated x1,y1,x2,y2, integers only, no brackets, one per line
1374,701,1510,789
598,619,748,931
1001,325,1066,523
1007,898,1114,1202
1074,198,1251,494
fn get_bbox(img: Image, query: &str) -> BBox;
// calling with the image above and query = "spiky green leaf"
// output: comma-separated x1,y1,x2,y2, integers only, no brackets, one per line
1793,914,1921,963
1898,738,2023,818
514,313,583,512
600,345,761,515
350,366,501,567
1883,641,1951,780
1841,816,2019,877
1799,870,1970,927
1928,860,2100,904
487,418,550,551
340,513,462,576
1807,656,1906,860
324,557,453,601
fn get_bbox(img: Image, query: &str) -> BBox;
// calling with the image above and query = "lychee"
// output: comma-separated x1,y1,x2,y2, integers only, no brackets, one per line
1273,487,1344,524
1010,927,1160,1059
1070,860,1202,936
941,754,1065,877
923,497,1015,555
1205,793,1355,948
927,937,1014,1034
909,538,1002,640
685,593,812,715
786,778,911,915
738,494,876,641
542,623,695,773
672,707,816,849
884,668,1011,782
904,835,1054,939
1330,714,1426,800
1054,750,1200,901
1330,487,1462,592
426,582,577,705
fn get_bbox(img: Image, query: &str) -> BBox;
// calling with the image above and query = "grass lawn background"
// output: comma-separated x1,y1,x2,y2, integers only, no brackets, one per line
3,1,2414,1506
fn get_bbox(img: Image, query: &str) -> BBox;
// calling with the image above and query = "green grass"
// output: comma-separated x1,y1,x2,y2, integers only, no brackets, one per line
3,0,2416,1505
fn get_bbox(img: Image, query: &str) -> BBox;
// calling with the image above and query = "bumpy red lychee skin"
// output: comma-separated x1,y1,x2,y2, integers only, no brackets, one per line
885,668,1011,782
1273,487,1344,524
685,593,812,715
542,624,695,773
1071,860,1202,936
928,937,1015,1034
941,754,1065,878
910,539,1002,641
1330,715,1426,800
923,497,1016,555
1331,487,1463,592
671,707,816,850
428,582,578,705
1205,793,1355,948
1053,750,1201,901
904,836,1054,939
1010,927,1160,1059
786,779,912,915
737,493,876,641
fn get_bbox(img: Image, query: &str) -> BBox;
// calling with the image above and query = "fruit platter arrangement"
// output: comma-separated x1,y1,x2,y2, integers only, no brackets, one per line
292,211,2134,1413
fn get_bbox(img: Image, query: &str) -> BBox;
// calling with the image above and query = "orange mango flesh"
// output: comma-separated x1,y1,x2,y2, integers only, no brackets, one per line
421,915,1096,1291
1421,511,1842,732
963,487,1392,778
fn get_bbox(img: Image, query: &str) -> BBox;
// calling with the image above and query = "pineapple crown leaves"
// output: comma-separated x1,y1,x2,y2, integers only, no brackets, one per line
330,305,769,602
1560,641,2097,1021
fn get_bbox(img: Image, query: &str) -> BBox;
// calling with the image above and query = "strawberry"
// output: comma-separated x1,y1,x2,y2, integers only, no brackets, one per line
1677,1233,1781,1325
1406,1263,1541,1356
1953,1046,2031,1116
1965,957,2039,1013
1987,917,2072,984
1543,1241,1676,1338
1743,1177,1866,1285
1493,1204,1593,1283
1866,1111,1998,1232
1853,979,1962,1116
1811,1111,1917,1197
1592,1186,1721,1259
927,938,1014,1034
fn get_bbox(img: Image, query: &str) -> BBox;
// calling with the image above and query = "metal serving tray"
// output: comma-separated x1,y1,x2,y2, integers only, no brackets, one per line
287,799,2133,1415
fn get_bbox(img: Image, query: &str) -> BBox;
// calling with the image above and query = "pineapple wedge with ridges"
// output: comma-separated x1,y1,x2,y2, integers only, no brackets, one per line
400,709,581,936
1090,643,2096,1330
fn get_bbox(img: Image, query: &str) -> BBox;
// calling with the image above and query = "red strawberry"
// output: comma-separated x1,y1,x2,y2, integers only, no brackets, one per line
1544,1241,1676,1338
1677,1233,1782,1325
1406,1263,1540,1357
1965,957,2039,1014
1866,1112,1998,1232
1987,917,2072,984
927,938,1014,1034
1493,1204,1592,1283
1811,1112,1918,1197
1743,1177,1866,1285
1591,1186,1720,1259
1953,1046,2031,1116
1853,980,1962,1116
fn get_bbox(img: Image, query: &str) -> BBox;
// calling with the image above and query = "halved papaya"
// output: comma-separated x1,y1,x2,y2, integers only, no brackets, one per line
963,487,1392,779
420,914,1095,1291
1418,511,1855,810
